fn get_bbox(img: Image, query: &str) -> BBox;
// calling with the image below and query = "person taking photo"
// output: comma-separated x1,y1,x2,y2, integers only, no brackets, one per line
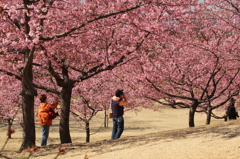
111,89,128,139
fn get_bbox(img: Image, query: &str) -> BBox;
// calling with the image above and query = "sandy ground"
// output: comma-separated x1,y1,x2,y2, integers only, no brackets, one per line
1,107,240,159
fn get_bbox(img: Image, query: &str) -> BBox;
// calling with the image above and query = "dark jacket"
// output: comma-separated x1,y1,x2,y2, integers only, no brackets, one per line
111,99,124,117
227,104,237,120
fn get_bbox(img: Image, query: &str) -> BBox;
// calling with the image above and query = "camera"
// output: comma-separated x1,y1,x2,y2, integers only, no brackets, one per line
121,89,124,95
55,112,59,116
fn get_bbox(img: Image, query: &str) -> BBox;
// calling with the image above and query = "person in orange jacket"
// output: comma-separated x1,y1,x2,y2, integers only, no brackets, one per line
38,94,59,146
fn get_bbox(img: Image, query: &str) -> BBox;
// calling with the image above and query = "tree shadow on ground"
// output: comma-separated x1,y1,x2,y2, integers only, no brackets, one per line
3,120,240,158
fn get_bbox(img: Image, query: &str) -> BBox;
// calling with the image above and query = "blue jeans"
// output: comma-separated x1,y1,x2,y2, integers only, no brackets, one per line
112,116,124,139
41,125,50,146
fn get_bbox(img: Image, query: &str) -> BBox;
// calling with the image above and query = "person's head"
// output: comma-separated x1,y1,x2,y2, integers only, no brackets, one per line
230,98,235,104
40,94,47,103
115,89,124,98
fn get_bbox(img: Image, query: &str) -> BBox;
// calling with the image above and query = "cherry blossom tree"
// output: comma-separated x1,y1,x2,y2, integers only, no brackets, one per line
196,0,240,124
26,0,198,144
0,0,40,150
2,0,219,149
0,76,21,120
0,0,199,149
71,89,104,143
69,69,148,142
135,43,239,127
127,1,240,127
0,75,22,136
0,0,153,148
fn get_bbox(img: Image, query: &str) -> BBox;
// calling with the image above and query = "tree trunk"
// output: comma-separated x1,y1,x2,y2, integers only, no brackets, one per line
86,122,90,143
59,85,73,144
189,104,198,127
104,109,108,128
206,107,212,125
20,85,36,151
20,48,36,151
224,115,228,121
7,118,13,138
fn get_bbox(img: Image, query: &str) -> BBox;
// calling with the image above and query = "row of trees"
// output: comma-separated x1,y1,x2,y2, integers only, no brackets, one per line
0,0,239,150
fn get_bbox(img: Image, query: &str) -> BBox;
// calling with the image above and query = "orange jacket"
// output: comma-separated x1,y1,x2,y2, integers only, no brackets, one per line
38,101,58,126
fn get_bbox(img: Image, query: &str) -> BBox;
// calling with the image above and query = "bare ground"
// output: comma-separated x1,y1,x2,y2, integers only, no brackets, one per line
1,107,240,159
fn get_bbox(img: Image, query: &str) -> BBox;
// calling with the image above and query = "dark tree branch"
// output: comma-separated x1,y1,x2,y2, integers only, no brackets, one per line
39,3,146,41
32,83,60,95
0,69,21,81
76,32,149,82
22,46,37,96
39,44,66,87
145,77,196,101
145,96,190,108
225,0,240,13
70,111,85,122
